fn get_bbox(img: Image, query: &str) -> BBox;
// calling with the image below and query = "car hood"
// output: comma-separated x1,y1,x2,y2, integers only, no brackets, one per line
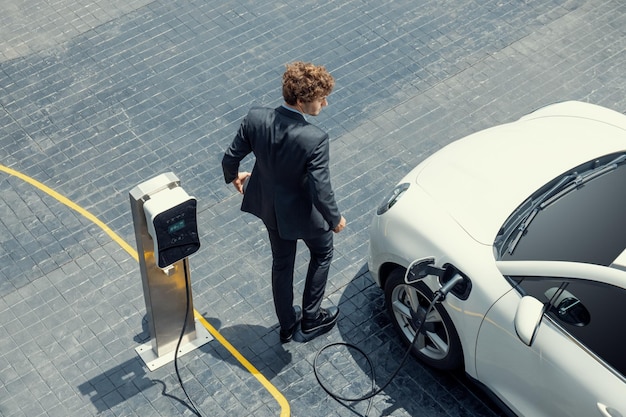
413,107,626,245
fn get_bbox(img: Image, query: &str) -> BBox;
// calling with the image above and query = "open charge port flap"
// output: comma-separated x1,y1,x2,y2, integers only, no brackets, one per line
441,265,472,300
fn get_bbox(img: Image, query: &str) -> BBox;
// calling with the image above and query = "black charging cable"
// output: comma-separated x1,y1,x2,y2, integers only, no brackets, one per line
314,291,444,416
173,259,205,417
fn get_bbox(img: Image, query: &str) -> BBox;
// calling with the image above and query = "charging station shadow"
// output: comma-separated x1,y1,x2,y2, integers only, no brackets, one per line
78,313,292,415
77,315,200,414
77,354,173,413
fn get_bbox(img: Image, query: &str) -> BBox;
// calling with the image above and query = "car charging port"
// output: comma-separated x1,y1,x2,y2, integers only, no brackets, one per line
440,265,472,300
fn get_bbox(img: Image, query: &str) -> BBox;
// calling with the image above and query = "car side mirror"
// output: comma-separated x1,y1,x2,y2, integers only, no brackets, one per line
405,257,436,284
514,296,545,346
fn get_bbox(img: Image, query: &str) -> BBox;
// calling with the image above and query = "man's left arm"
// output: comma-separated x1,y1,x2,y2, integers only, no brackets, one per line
307,137,343,230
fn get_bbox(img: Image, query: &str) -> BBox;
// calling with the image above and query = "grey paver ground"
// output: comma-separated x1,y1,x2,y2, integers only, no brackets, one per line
0,0,624,416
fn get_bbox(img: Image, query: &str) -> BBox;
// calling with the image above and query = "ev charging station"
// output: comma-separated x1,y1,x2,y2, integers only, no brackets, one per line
129,172,212,371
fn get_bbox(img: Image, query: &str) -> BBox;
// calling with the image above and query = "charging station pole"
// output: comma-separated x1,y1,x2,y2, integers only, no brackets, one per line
129,172,212,371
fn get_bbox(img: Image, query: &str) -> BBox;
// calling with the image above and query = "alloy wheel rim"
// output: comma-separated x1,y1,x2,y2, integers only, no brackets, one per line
391,284,450,360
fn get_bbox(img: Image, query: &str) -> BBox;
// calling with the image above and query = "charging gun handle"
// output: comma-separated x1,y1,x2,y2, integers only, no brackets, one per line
435,273,465,301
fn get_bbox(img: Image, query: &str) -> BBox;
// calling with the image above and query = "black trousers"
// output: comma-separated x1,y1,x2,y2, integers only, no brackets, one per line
266,226,334,331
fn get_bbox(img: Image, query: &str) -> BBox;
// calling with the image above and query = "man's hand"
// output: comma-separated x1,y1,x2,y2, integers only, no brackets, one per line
333,216,346,233
232,172,251,194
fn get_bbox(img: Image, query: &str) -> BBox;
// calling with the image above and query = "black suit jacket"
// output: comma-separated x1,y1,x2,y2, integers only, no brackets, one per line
222,106,341,240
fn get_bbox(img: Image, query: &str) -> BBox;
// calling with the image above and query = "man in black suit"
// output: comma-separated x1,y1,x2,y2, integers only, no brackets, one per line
222,62,346,343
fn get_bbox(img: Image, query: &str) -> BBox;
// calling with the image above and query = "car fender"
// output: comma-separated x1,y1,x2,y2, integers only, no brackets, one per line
368,180,469,287
368,182,513,377
439,251,512,378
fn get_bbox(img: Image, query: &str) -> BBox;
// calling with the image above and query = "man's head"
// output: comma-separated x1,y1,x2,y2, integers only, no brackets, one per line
282,62,335,116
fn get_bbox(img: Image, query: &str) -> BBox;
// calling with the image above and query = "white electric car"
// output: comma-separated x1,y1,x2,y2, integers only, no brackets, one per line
368,101,626,417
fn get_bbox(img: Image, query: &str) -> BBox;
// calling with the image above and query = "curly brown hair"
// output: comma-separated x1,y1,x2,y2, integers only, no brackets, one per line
282,62,335,105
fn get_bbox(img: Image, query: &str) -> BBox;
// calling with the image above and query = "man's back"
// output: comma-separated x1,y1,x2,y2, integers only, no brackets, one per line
223,106,340,239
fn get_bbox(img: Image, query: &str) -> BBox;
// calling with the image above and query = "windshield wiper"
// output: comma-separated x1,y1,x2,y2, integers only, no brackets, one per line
538,154,626,209
506,174,574,254
507,153,626,255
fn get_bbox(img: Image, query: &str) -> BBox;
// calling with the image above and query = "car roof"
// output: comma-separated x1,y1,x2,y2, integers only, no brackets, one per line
413,102,626,245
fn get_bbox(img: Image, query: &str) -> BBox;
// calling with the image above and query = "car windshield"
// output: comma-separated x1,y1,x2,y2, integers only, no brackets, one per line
496,152,626,265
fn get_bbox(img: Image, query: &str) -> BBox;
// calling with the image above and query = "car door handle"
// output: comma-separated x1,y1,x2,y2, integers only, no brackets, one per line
598,402,623,417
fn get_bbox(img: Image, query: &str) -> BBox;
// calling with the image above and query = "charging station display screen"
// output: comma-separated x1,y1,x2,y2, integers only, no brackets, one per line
150,199,200,268
168,220,186,234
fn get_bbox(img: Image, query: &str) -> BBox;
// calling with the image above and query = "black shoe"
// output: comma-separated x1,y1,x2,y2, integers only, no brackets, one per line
280,306,302,343
301,306,339,335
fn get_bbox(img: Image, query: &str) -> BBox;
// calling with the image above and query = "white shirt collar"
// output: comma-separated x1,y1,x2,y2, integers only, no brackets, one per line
281,104,306,120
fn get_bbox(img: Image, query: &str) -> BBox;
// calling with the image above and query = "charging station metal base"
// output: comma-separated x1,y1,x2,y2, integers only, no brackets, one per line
130,172,212,372
135,318,212,371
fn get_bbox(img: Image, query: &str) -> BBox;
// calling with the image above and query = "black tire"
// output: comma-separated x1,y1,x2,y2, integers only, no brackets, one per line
384,267,463,370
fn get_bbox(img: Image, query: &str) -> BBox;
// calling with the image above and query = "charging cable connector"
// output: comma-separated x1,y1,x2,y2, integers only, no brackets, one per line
434,273,465,302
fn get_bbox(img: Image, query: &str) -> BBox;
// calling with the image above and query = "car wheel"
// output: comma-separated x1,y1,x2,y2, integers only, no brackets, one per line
384,267,463,370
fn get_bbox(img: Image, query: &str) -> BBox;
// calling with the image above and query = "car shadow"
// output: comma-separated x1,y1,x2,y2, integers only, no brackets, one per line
317,263,508,417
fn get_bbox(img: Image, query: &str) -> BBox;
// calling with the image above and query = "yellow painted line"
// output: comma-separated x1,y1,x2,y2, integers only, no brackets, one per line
0,164,138,262
194,311,291,416
0,163,290,417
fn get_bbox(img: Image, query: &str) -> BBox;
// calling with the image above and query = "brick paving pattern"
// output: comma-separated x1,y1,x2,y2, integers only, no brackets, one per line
0,0,624,416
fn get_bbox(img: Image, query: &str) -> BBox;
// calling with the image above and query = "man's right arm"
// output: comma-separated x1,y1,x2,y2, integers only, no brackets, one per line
231,171,251,194
222,114,252,184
